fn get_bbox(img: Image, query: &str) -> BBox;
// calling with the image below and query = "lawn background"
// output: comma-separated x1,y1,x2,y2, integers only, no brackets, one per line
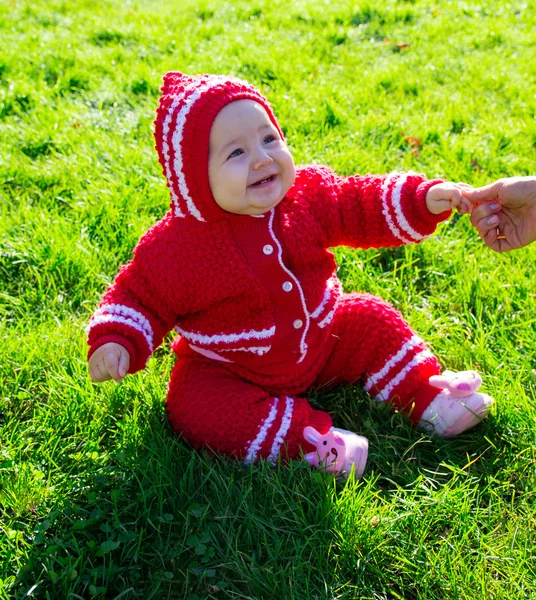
1,0,535,598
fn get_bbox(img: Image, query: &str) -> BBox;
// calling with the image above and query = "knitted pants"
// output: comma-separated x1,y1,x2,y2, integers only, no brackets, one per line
166,293,442,463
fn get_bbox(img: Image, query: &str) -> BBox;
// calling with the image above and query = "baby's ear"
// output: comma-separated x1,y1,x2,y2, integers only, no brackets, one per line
303,426,320,445
429,374,449,389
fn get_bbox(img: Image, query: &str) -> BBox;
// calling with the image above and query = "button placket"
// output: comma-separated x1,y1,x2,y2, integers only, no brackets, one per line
258,209,311,362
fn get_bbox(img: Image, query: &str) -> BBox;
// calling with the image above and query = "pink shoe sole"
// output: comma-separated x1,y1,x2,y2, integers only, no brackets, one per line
304,428,368,478
351,441,368,478
331,428,368,478
441,393,494,438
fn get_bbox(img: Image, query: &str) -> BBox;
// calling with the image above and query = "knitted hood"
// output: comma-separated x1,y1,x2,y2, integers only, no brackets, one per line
154,72,285,223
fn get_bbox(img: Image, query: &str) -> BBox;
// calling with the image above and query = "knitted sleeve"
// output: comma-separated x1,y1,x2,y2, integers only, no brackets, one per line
86,219,185,374
293,165,451,249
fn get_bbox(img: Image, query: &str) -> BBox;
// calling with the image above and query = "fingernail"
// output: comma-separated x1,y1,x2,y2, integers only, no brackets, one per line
489,202,499,210
487,215,499,225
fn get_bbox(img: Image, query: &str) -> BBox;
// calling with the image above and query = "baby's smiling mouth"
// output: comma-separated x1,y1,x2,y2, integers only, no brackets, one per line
249,175,275,187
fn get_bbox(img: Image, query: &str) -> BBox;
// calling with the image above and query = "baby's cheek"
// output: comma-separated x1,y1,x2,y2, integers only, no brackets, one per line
226,164,248,188
282,159,296,193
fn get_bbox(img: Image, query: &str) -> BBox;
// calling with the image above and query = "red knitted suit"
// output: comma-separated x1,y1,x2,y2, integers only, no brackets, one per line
87,73,451,464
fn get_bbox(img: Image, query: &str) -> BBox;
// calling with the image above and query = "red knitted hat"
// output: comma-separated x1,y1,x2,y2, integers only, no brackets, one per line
154,72,285,223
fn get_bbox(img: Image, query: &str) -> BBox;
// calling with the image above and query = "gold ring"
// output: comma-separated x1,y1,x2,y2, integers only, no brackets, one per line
496,227,506,240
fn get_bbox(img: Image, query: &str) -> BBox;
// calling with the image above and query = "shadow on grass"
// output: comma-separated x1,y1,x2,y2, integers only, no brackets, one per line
8,384,337,600
9,381,506,600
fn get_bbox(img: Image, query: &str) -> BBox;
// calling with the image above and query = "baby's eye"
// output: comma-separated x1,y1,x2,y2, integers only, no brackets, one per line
228,148,244,159
263,135,276,144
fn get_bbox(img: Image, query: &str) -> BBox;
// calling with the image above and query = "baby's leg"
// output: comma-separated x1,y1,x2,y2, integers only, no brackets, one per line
315,293,441,422
315,293,492,435
166,355,334,464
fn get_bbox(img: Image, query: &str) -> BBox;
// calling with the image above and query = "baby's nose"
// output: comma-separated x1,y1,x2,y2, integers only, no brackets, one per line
253,151,273,168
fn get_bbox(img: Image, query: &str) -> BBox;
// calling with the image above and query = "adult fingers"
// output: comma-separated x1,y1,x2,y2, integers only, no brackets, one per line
469,202,500,227
456,182,474,190
473,213,499,238
482,225,501,252
463,180,503,204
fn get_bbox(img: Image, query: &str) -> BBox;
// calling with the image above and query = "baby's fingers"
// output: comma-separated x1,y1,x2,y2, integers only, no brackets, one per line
118,350,130,379
449,188,470,214
90,360,113,382
104,351,123,382
458,195,474,214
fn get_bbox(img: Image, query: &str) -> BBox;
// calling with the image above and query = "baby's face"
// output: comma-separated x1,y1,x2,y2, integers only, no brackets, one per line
208,100,296,215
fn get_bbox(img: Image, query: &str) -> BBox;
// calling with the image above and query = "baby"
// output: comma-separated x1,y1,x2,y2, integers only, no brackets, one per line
87,72,493,477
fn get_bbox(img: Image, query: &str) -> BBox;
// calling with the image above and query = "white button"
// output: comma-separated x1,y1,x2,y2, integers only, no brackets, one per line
263,245,274,255
282,281,293,292
293,319,303,329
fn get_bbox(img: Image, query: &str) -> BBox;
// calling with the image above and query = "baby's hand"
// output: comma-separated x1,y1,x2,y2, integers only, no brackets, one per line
426,182,474,215
89,342,130,383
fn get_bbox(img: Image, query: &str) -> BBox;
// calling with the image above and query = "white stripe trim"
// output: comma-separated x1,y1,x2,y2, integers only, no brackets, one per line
268,209,310,362
310,283,331,319
88,315,153,352
268,397,294,465
364,335,423,392
243,398,279,465
317,307,335,329
224,346,271,356
88,304,154,351
310,276,339,319
391,172,428,242
171,77,228,222
162,87,190,217
375,349,434,401
189,344,272,360
381,173,413,244
175,324,275,345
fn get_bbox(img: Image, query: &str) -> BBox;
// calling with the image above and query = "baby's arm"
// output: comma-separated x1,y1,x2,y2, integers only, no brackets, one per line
297,166,450,249
89,342,130,383
87,217,187,380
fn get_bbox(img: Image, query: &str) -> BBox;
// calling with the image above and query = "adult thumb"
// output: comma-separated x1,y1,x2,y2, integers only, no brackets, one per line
464,180,503,204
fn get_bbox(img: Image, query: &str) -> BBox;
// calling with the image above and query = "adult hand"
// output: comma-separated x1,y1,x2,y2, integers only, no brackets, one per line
466,177,536,252
89,342,130,382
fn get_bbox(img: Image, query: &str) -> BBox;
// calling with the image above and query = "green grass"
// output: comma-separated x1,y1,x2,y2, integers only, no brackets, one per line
1,0,536,598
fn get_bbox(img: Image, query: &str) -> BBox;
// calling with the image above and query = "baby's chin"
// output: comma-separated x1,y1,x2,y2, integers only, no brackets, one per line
248,197,284,215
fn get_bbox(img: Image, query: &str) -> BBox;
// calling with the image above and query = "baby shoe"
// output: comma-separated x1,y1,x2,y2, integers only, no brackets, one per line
303,426,368,478
419,370,494,438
